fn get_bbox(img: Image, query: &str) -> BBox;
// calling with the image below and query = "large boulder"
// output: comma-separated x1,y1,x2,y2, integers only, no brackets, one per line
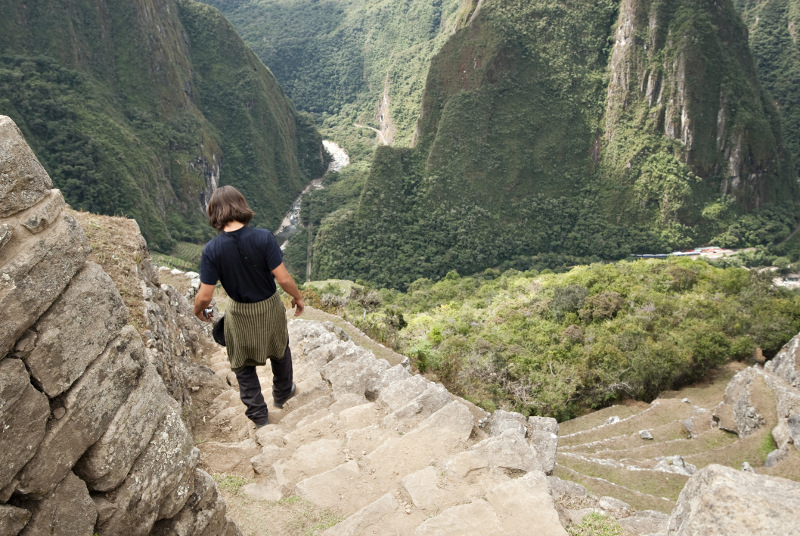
667,464,800,535
93,406,199,536
18,261,128,397
73,364,179,492
0,359,49,498
15,327,145,498
766,333,799,388
11,472,97,536
0,211,90,359
712,368,771,437
0,116,52,218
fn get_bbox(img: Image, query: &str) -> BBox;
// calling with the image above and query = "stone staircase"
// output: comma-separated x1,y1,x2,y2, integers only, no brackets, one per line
193,320,567,536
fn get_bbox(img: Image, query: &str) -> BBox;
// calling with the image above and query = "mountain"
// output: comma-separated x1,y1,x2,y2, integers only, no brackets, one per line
733,0,800,177
305,0,800,288
200,0,469,148
0,0,327,251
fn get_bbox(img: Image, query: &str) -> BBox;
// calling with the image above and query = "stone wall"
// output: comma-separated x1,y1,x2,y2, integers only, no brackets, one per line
0,115,239,535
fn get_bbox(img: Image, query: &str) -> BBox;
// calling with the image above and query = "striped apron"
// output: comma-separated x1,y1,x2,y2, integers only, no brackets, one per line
224,291,288,372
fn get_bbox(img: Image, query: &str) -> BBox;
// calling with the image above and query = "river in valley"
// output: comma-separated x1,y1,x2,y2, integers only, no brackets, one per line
275,140,349,249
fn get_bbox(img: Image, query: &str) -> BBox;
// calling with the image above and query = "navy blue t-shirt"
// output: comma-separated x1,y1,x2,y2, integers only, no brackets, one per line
199,226,283,303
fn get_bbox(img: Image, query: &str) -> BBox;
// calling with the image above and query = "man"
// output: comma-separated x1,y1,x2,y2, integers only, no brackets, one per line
194,185,304,427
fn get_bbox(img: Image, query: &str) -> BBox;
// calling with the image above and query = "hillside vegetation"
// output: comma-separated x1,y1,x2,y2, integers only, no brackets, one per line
201,0,468,149
297,0,800,288
0,0,327,251
307,258,800,420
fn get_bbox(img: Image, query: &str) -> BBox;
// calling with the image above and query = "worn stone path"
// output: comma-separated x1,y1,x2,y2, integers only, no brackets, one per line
193,319,566,536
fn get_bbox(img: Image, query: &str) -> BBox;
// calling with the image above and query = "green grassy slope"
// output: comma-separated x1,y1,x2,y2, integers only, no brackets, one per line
0,0,327,251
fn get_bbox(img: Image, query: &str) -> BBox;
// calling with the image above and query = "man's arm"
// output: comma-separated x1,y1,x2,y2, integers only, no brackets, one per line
272,262,304,316
193,283,215,322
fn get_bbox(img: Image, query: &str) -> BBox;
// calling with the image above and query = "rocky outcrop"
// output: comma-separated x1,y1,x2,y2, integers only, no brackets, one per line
0,115,238,535
667,464,800,535
605,0,786,209
712,334,800,462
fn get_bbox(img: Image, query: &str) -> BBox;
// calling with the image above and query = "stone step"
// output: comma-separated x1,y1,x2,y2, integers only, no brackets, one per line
412,472,566,536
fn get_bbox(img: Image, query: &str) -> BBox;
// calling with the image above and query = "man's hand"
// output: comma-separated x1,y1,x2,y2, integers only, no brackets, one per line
193,283,215,322
291,296,305,317
273,262,305,317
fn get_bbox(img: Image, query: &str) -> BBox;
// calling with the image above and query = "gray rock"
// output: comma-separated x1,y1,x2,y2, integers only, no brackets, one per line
322,493,399,536
414,500,504,536
0,504,30,535
639,429,654,440
604,416,621,425
0,212,90,358
547,476,589,499
74,363,178,491
655,455,696,476
0,224,11,252
20,262,128,397
21,189,64,234
401,466,451,510
365,364,412,401
447,429,542,477
0,115,52,218
619,510,669,536
764,444,791,468
789,415,800,446
713,368,769,437
320,343,390,397
94,406,199,536
150,469,228,536
528,417,559,475
16,326,145,498
529,415,559,435
667,464,800,535
766,334,799,388
486,472,567,536
598,496,632,515
0,359,49,495
488,410,527,438
14,472,96,536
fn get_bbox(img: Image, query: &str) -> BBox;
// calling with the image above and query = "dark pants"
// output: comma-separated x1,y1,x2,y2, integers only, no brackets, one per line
234,344,293,426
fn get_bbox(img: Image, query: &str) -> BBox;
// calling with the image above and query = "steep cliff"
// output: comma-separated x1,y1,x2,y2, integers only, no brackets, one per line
0,0,327,251
733,0,800,176
0,115,239,534
308,0,800,288
201,0,469,147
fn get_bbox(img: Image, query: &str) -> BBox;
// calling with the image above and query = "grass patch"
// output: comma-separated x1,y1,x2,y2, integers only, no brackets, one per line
567,512,627,536
212,473,249,494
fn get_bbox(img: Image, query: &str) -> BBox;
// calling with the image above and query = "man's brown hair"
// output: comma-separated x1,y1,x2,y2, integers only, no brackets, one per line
207,185,255,232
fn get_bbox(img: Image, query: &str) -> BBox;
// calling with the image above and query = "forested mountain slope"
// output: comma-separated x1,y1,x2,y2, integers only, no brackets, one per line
0,0,327,251
201,0,469,147
307,0,800,288
733,0,800,178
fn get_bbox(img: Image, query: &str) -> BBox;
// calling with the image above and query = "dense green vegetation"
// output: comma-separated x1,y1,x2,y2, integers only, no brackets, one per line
306,258,800,420
734,0,800,177
201,0,466,147
0,0,326,251
299,0,800,288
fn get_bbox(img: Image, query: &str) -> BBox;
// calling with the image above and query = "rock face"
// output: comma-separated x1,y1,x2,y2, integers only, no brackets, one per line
0,116,239,535
667,464,800,535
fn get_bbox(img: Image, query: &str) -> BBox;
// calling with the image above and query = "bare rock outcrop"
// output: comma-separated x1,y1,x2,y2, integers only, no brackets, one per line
0,115,238,535
667,464,800,535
